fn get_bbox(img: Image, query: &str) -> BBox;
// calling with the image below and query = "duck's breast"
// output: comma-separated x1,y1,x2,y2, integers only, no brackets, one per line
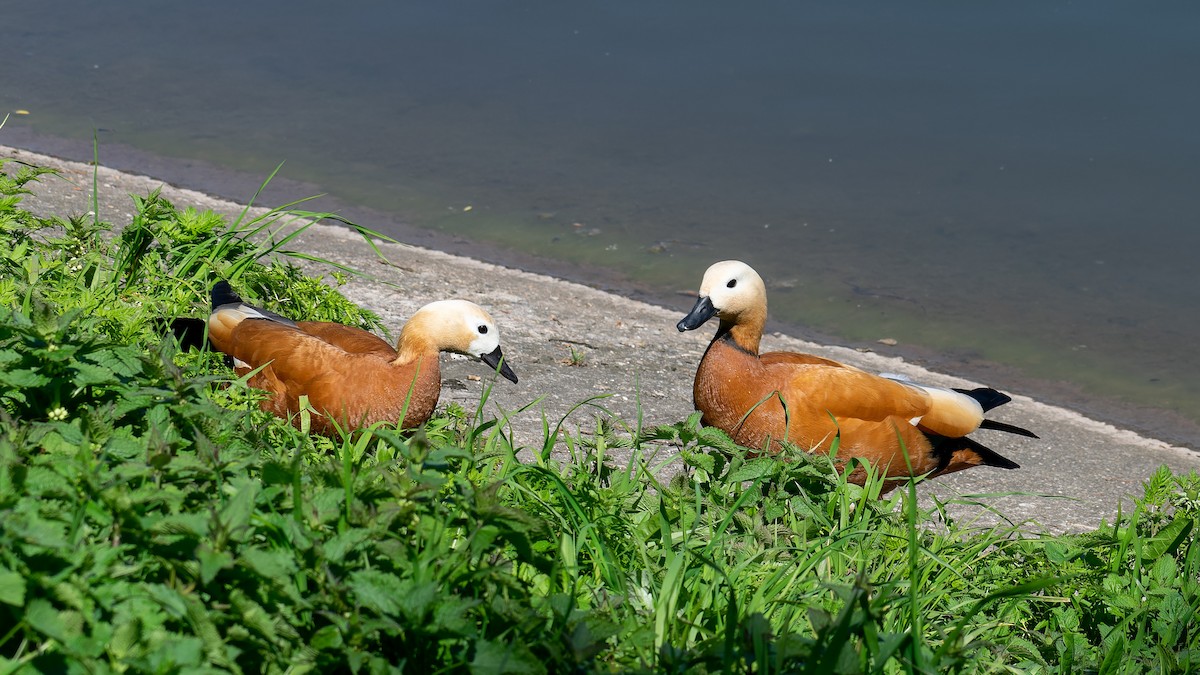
694,338,790,451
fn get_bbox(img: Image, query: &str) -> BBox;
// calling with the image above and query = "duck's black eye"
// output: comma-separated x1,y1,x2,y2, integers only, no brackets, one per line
726,279,737,288
478,325,489,334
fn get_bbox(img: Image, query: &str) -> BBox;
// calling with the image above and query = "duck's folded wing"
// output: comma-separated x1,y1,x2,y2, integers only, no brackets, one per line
770,357,986,437
211,320,350,384
784,365,930,423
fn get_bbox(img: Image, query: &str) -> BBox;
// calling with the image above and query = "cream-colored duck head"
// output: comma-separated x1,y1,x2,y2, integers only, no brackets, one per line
400,299,518,382
676,260,768,332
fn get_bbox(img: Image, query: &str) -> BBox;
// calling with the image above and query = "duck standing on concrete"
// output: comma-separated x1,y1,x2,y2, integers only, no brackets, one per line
676,260,1035,484
205,281,517,435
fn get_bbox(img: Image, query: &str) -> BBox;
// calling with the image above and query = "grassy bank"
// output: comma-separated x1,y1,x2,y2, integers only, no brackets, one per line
1,158,1198,673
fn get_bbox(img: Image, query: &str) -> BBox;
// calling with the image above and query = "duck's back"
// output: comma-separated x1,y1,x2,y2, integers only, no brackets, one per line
296,322,398,359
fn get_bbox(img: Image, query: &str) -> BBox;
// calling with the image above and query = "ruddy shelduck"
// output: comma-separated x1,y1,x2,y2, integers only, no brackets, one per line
205,281,518,435
676,260,1036,485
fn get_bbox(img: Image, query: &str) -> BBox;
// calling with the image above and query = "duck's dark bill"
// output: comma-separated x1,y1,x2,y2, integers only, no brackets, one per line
481,346,519,383
677,296,717,332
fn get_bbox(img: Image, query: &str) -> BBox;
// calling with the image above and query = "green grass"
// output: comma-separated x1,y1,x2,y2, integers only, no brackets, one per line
1,156,1199,673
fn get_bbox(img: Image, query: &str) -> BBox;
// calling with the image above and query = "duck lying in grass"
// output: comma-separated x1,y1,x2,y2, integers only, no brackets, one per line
677,260,1036,486
197,281,517,435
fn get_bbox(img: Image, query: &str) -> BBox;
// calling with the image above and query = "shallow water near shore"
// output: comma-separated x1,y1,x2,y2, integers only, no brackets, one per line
3,1,1199,447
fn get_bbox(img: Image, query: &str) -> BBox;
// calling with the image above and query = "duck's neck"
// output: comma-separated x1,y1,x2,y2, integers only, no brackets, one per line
393,325,438,366
716,306,765,356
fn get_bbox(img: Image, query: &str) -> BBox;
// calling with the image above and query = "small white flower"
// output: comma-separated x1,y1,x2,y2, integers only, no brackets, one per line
48,407,68,421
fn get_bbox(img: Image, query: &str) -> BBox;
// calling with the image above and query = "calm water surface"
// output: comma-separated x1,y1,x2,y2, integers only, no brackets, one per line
4,1,1199,445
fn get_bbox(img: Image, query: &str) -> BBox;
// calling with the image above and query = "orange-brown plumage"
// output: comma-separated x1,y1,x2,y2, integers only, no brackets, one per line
678,261,1035,486
205,282,517,435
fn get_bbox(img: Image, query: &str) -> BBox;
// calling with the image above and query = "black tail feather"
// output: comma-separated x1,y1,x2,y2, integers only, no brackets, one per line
211,280,242,309
954,387,1012,412
159,280,235,351
164,317,209,351
964,437,1021,470
979,418,1040,439
930,435,1021,474
210,280,298,327
950,387,1038,439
